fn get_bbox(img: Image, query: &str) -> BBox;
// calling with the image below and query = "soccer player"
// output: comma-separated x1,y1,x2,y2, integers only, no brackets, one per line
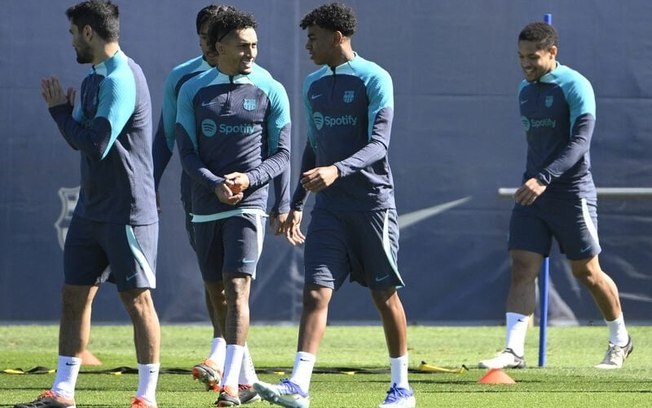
478,22,633,370
152,5,271,403
254,3,415,408
16,1,160,408
175,8,291,407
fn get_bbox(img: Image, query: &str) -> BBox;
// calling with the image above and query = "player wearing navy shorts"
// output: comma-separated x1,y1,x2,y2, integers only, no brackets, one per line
152,5,270,403
254,4,415,408
17,2,160,408
175,9,291,407
479,22,632,370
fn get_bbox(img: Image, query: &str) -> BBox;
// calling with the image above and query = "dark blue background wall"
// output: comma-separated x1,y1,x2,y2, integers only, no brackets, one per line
1,0,651,324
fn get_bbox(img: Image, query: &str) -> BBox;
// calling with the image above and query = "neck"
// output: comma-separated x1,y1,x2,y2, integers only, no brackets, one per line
92,41,120,65
329,47,355,68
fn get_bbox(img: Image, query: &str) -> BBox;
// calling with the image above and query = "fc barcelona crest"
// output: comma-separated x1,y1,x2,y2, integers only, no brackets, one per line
545,95,554,108
343,90,355,103
55,186,80,250
243,98,257,111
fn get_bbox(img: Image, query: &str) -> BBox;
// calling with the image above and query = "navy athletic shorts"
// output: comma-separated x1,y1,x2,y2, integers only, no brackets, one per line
508,195,601,260
64,216,158,291
193,212,266,282
304,207,405,290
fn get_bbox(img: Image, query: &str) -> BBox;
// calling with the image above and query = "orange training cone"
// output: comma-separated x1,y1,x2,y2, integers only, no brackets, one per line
478,368,516,384
80,349,102,366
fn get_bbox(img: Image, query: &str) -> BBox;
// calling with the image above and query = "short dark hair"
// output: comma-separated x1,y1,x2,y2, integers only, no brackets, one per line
518,22,558,50
66,0,119,42
195,4,236,35
207,9,257,47
300,2,356,37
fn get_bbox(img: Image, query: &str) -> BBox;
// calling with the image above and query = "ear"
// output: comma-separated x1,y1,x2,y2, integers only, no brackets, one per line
82,24,93,41
332,30,344,46
549,45,558,59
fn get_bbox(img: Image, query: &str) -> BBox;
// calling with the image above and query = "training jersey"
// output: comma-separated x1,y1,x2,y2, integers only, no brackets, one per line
175,66,291,221
518,62,597,198
153,57,289,214
291,54,396,212
48,50,157,225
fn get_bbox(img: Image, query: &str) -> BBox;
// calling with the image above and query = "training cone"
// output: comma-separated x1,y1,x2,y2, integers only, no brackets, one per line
478,368,515,384
80,349,102,366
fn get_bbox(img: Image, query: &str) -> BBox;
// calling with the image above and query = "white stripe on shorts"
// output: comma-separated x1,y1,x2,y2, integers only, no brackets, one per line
125,225,156,288
580,198,600,248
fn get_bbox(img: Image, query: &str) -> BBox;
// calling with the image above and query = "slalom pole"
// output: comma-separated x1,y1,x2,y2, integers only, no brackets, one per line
538,12,552,368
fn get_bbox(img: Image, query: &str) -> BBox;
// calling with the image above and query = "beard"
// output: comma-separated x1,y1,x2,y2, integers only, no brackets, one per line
75,43,93,64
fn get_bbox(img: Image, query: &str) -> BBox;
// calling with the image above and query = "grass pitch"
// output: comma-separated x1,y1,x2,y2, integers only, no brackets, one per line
1,325,651,407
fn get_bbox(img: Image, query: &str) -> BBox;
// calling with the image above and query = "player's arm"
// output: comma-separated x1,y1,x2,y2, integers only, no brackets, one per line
536,77,596,185
176,85,240,205
226,82,291,192
283,141,315,245
333,71,394,177
152,72,179,190
46,75,136,160
269,166,291,235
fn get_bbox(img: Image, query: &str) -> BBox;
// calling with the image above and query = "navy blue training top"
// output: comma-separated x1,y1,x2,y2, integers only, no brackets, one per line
49,50,157,225
518,62,597,198
291,54,397,212
175,66,291,221
153,57,290,214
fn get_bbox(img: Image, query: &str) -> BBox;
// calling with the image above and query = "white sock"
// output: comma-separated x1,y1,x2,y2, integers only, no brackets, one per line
136,363,159,404
52,356,82,399
208,337,227,372
222,344,245,389
606,315,629,346
390,355,410,390
289,351,315,393
505,312,529,357
238,343,258,385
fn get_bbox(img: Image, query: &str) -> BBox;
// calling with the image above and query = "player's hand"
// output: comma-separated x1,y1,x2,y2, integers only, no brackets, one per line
41,76,75,108
269,211,289,235
214,182,243,205
514,177,547,205
224,172,250,194
300,166,339,192
284,210,305,245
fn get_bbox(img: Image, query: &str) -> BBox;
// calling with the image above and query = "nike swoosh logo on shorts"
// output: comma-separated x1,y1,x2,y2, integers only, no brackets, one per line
242,258,257,264
375,275,389,282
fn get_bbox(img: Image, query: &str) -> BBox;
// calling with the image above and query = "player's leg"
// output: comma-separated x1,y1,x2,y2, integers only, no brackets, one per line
188,219,226,391
109,222,160,408
350,209,414,408
255,209,343,408
14,217,108,408
237,343,262,404
479,205,550,369
254,283,330,408
216,214,263,407
557,198,632,368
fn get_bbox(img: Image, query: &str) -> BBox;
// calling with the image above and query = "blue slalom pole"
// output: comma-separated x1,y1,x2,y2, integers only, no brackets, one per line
538,13,552,368
538,257,550,367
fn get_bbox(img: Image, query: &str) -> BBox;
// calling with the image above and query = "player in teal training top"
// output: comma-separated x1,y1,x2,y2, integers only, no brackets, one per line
254,4,415,408
479,21,633,371
150,5,267,404
18,2,160,408
175,8,291,407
